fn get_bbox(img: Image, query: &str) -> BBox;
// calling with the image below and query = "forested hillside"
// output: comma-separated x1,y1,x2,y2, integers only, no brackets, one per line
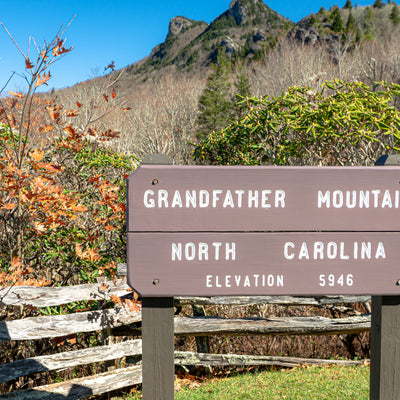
52,0,400,165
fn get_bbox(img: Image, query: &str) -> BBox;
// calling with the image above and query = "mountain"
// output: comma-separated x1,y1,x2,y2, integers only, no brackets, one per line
52,0,400,165
56,0,400,102
124,0,400,81
127,0,293,76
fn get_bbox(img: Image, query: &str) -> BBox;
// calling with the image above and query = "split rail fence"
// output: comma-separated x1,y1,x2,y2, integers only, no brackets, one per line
0,265,371,399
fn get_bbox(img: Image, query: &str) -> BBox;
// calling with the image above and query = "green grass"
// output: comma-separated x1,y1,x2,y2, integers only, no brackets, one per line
122,364,369,400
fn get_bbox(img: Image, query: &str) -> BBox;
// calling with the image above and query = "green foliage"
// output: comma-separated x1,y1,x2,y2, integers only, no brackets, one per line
0,123,136,285
373,0,384,8
193,80,400,167
214,14,238,30
146,35,178,69
176,365,369,400
202,14,238,41
344,0,353,9
185,49,200,68
123,365,369,400
330,7,344,32
196,51,234,140
196,52,254,140
50,141,136,283
346,11,356,32
390,4,400,24
309,14,318,26
232,67,251,119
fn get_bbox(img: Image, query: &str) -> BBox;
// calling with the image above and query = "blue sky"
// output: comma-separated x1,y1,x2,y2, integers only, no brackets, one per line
0,0,374,91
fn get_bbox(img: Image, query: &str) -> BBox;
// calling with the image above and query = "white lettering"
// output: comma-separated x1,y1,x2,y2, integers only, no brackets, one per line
172,243,182,261
382,190,392,208
267,275,275,286
186,190,196,208
340,242,350,260
361,242,371,259
332,190,343,208
171,190,183,208
371,190,381,207
359,191,369,208
223,190,235,208
248,190,258,208
253,274,259,287
185,243,195,261
199,190,209,208
275,190,286,208
261,190,272,208
213,242,222,261
198,243,208,261
144,190,155,208
314,242,324,260
212,190,223,208
235,190,245,208
284,242,295,260
318,190,330,208
285,240,386,261
158,190,169,208
226,242,236,260
346,191,357,208
317,189,400,209
376,242,386,259
206,274,284,288
298,242,310,260
327,242,337,259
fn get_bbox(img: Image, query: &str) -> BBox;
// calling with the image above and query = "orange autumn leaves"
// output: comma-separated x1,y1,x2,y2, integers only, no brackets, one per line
0,110,126,289
0,24,130,291
0,93,127,288
0,143,86,231
0,256,50,287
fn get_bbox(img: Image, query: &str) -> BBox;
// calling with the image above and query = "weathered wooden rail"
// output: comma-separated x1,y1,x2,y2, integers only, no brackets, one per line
0,276,371,399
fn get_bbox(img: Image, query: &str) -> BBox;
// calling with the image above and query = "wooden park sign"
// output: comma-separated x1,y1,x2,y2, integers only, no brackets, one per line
127,157,400,400
127,165,400,297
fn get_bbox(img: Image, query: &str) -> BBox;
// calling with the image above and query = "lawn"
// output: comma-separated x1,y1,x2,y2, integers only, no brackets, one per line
122,364,369,399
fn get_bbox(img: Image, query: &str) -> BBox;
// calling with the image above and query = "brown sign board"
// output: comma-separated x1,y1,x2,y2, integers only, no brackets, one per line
127,165,400,232
127,165,400,296
127,232,400,296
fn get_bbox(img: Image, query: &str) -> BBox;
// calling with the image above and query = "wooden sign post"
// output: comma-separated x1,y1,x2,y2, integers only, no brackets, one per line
127,159,400,399
370,155,400,400
137,155,175,400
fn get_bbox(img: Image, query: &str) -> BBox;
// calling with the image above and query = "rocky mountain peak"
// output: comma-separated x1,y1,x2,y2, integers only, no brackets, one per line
135,0,293,74
167,16,194,38
228,0,265,25
228,0,251,25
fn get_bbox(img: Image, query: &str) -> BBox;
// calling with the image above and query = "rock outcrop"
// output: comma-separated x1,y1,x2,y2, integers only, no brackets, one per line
228,0,252,25
167,16,194,37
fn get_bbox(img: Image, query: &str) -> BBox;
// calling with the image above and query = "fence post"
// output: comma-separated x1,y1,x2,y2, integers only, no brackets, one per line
371,155,400,400
142,297,175,399
140,154,175,400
